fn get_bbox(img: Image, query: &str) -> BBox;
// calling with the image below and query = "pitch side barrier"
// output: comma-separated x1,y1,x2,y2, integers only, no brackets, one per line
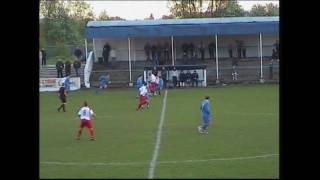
143,65,207,87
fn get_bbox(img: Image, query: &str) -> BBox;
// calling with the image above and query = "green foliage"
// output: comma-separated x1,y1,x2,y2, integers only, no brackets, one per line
250,3,279,17
98,10,109,21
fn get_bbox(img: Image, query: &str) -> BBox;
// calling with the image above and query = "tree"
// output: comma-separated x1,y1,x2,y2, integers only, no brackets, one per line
250,4,268,16
98,10,109,20
217,0,246,17
265,3,279,16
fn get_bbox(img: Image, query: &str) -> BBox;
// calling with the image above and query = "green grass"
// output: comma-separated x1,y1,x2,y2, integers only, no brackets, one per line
40,84,279,178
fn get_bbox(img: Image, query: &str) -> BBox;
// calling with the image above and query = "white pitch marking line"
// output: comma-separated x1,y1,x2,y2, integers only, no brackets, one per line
148,90,168,179
40,154,279,166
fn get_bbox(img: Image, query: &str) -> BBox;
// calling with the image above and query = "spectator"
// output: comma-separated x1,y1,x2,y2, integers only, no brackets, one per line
65,60,71,77
151,44,157,64
156,42,162,65
188,42,195,60
272,49,277,60
41,48,47,66
164,42,170,64
179,70,186,87
102,43,111,64
172,68,178,88
73,60,81,77
241,41,246,58
199,42,205,61
269,59,274,80
99,73,109,89
191,70,199,87
182,43,188,60
185,70,192,87
56,60,64,78
208,42,215,60
39,50,42,69
110,48,116,62
144,42,151,61
274,40,279,59
236,40,242,58
228,43,234,58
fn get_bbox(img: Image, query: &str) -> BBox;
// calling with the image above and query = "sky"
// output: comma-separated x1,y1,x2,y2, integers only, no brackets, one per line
86,0,279,20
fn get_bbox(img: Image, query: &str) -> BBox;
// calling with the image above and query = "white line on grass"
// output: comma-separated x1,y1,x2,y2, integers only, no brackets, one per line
148,90,168,179
40,153,279,166
220,112,277,116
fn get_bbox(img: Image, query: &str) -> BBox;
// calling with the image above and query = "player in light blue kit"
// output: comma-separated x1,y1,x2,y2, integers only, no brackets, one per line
198,96,212,134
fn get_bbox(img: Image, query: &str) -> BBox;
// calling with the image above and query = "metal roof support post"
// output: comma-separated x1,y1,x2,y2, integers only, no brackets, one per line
215,34,219,84
171,36,175,66
93,38,96,63
128,37,132,86
259,33,264,83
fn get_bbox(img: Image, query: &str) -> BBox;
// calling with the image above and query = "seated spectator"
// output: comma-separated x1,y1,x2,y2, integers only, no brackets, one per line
99,73,109,89
191,70,199,87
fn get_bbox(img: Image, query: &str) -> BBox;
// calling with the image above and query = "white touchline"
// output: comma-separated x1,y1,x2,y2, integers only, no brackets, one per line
40,153,279,166
148,90,168,179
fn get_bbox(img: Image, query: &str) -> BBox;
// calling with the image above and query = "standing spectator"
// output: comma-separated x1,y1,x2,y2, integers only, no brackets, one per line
208,42,215,60
73,60,81,77
182,43,188,60
185,70,192,87
41,48,47,66
191,70,199,87
156,42,162,65
110,48,116,62
197,96,212,134
269,59,274,80
151,44,157,65
39,50,42,69
236,40,244,59
274,40,279,59
179,70,186,87
272,49,277,60
102,43,111,64
241,41,246,58
199,42,205,61
172,68,178,88
144,42,151,61
65,60,71,77
188,42,195,60
164,42,170,64
228,43,234,58
56,60,64,78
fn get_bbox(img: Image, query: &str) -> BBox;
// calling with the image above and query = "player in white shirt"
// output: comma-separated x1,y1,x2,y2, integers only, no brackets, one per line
76,101,95,140
137,83,149,111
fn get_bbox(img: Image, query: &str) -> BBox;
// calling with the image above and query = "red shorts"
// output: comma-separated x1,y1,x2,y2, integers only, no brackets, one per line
80,120,93,128
139,95,147,104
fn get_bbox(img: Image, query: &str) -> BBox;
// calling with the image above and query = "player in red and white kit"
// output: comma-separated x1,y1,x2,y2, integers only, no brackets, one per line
137,82,149,111
76,101,95,140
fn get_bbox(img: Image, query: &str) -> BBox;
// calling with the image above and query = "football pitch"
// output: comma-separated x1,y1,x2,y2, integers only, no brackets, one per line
40,84,279,178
